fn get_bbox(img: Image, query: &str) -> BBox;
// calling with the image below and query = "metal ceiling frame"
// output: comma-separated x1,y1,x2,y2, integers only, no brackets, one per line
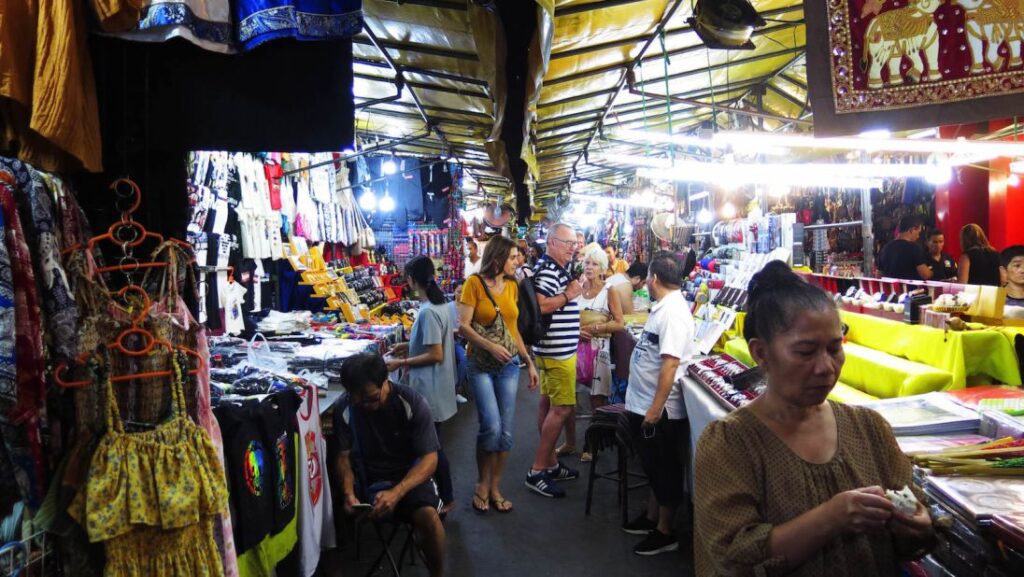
554,0,650,17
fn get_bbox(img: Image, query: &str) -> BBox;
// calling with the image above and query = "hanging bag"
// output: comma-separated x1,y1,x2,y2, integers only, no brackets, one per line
468,275,517,374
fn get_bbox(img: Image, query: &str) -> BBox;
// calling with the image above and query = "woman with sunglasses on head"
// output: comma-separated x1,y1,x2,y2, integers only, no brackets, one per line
387,255,458,514
458,236,539,513
694,261,934,576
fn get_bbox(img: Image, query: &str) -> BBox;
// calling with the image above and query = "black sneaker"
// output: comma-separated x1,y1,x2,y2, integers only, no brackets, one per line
525,470,566,498
633,530,679,556
549,461,579,482
622,512,657,535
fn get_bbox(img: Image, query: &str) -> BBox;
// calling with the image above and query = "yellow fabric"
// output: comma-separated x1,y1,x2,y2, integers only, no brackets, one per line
236,436,299,577
460,275,519,341
89,0,144,32
841,311,1022,388
105,518,223,577
537,354,576,406
724,338,755,368
0,0,103,172
840,342,953,398
607,260,628,275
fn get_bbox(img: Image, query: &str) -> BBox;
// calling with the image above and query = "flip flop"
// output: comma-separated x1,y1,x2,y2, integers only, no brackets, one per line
556,444,577,457
472,492,489,514
490,498,513,513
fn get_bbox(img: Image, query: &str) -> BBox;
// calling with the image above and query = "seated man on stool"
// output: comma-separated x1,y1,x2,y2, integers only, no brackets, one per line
331,353,445,577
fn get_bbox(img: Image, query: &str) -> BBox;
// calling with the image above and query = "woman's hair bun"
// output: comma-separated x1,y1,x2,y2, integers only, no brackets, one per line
747,260,800,300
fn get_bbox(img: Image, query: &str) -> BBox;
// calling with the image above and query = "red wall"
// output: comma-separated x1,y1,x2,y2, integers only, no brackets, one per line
987,120,1024,250
935,124,989,257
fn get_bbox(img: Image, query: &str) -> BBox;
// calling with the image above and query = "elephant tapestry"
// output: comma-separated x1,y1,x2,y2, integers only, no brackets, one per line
805,0,1024,135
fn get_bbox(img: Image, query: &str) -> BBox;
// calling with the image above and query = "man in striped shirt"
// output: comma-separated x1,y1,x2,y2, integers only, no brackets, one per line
525,223,584,498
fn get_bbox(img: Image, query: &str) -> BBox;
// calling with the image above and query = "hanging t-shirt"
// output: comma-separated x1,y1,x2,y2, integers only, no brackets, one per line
214,400,274,556
223,282,248,336
296,387,336,577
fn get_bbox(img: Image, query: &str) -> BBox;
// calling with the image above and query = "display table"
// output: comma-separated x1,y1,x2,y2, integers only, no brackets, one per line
681,375,731,484
840,311,1022,388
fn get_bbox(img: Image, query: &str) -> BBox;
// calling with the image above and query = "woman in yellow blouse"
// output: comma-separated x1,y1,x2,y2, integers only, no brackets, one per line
694,262,934,576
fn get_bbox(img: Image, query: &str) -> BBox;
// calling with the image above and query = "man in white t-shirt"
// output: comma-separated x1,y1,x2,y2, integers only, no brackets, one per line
464,238,481,276
623,251,696,556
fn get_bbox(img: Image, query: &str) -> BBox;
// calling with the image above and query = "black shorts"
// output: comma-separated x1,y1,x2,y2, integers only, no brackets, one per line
627,411,687,508
368,478,442,521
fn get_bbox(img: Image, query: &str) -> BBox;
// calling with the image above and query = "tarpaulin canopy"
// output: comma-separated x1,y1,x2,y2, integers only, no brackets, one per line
527,0,808,207
353,0,513,198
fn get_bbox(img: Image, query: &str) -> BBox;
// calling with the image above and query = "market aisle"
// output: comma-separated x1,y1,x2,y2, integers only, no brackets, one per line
333,374,696,576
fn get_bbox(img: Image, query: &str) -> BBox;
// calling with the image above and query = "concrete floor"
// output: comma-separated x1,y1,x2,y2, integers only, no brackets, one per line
328,376,696,577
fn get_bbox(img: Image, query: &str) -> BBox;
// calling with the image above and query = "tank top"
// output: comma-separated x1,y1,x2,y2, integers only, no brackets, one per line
965,248,1002,286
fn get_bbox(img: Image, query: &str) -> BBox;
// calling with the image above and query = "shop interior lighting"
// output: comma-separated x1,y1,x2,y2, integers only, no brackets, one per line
358,189,378,211
570,192,673,210
1010,160,1024,173
602,154,951,182
1010,174,1021,187
768,184,790,198
613,128,1024,159
382,158,398,175
379,190,395,212
697,208,713,224
720,201,738,219
638,166,885,189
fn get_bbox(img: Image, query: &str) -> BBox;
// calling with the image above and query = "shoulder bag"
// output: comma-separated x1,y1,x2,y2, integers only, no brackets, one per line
468,275,517,374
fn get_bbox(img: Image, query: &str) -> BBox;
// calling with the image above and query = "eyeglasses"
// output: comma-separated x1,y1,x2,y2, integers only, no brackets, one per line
551,238,578,248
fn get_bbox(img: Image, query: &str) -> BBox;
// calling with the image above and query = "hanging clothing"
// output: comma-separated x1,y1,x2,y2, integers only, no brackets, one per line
108,0,235,54
69,353,228,577
0,0,103,172
296,386,335,577
235,0,363,51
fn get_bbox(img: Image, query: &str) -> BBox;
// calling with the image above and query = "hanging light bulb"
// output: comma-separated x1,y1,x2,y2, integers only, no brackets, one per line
358,189,378,211
382,158,398,175
623,222,634,234
697,208,713,224
1010,174,1021,187
379,191,396,212
721,201,738,219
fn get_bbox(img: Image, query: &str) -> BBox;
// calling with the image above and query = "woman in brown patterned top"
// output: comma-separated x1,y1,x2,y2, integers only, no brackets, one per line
694,262,934,576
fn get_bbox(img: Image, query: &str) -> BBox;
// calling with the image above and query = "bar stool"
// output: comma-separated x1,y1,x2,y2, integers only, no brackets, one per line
583,403,649,526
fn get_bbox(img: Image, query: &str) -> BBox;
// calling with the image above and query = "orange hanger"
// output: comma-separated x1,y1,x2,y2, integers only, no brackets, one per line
54,286,204,388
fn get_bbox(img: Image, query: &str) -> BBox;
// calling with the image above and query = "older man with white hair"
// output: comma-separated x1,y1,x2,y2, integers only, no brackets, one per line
525,223,584,498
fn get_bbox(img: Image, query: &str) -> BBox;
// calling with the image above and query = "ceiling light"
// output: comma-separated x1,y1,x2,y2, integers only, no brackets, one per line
1010,160,1024,173
697,209,713,224
379,191,396,212
689,190,710,201
623,222,634,234
358,189,377,211
382,159,398,175
720,201,738,219
859,129,892,139
1010,174,1021,187
768,184,790,198
570,193,672,210
613,128,1024,160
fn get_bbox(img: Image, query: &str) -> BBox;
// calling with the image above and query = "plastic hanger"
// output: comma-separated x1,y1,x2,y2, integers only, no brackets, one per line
54,287,204,388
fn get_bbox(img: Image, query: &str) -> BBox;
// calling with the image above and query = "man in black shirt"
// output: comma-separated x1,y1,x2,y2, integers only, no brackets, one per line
332,353,445,577
924,229,958,281
878,215,933,281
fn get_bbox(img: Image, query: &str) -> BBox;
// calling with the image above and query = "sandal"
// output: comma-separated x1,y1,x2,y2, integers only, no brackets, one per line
556,444,577,457
490,498,513,513
472,492,489,514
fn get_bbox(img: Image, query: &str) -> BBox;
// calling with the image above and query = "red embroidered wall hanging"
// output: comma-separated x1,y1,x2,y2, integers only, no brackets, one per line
806,0,1024,134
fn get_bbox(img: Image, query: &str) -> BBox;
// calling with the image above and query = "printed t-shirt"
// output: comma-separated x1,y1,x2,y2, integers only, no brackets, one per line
296,387,336,577
626,290,695,420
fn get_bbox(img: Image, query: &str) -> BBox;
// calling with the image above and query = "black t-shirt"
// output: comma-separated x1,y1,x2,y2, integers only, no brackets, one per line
965,248,1003,286
331,385,439,483
214,398,273,553
926,252,958,281
878,239,928,280
258,390,301,535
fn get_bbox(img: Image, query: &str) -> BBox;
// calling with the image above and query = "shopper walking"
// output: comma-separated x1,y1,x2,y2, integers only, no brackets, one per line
623,251,696,555
387,255,458,514
525,223,584,498
958,223,1004,286
458,237,539,513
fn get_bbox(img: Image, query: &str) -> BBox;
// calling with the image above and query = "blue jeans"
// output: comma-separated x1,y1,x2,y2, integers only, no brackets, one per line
468,355,521,452
454,340,467,389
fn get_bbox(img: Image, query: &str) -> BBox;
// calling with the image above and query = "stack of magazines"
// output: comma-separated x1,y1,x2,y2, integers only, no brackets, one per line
856,393,981,436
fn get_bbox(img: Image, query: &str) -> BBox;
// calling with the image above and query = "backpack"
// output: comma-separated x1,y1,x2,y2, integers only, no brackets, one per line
517,276,545,347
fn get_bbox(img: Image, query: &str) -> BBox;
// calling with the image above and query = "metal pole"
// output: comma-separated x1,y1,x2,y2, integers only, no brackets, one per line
277,130,431,178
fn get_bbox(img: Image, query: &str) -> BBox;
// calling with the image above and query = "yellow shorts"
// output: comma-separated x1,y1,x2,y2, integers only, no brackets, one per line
537,355,577,407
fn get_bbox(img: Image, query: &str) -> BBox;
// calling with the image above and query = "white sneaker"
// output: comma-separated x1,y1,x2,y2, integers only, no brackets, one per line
456,394,468,404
